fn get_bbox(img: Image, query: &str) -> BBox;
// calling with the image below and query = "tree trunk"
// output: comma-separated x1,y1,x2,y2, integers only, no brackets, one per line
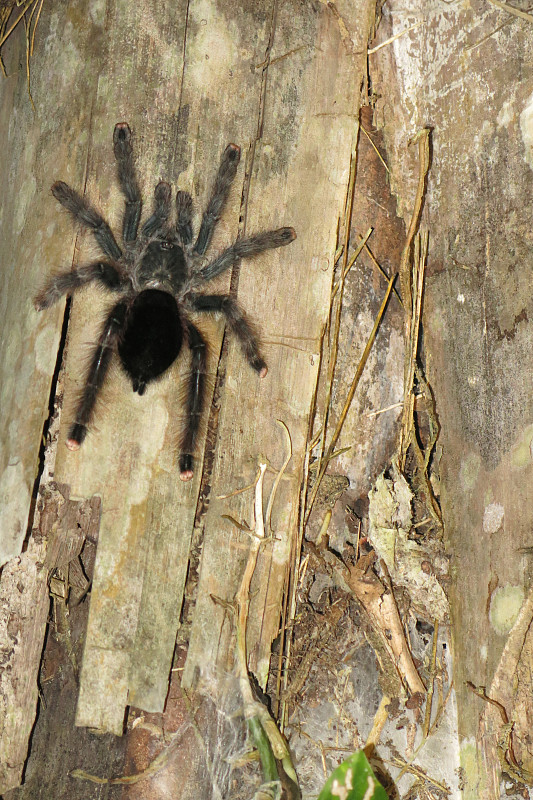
371,1,533,796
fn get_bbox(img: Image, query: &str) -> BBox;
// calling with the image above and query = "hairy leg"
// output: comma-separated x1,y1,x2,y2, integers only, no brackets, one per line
198,227,296,282
193,143,241,256
113,123,142,242
66,300,128,450
141,181,172,237
176,191,193,245
34,261,124,310
179,321,207,481
189,293,267,376
52,181,122,260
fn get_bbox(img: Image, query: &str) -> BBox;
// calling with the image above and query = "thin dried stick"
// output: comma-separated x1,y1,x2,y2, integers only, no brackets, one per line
486,0,533,21
360,124,390,173
0,0,34,48
331,227,373,299
316,123,360,481
265,420,292,533
422,619,439,738
305,271,397,522
364,694,390,756
234,464,300,791
358,235,403,306
398,230,427,468
399,128,430,312
368,20,424,54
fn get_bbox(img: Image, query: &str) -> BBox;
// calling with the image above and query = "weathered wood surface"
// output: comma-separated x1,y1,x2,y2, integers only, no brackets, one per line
371,1,533,795
0,0,110,788
182,2,369,688
1,0,373,781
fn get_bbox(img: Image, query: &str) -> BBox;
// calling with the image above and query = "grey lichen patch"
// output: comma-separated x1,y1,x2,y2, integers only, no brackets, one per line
368,466,449,622
482,502,504,534
459,452,481,491
489,584,524,636
520,90,533,170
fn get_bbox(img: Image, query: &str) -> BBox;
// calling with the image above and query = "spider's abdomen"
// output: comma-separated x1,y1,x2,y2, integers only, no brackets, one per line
118,289,183,395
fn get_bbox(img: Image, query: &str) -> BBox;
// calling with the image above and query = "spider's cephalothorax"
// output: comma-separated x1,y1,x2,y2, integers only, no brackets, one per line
35,123,296,481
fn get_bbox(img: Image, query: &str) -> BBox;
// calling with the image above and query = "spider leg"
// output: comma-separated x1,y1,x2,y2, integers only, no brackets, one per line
113,123,142,242
198,227,296,282
52,181,123,261
189,293,267,376
193,143,241,256
35,261,124,310
141,181,172,237
176,191,193,245
66,300,128,450
179,320,207,482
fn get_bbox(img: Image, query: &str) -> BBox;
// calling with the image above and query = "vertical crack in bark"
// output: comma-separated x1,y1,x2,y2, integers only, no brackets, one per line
26,298,71,546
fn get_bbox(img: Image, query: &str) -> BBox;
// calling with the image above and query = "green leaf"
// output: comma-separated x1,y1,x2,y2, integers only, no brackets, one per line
317,751,388,800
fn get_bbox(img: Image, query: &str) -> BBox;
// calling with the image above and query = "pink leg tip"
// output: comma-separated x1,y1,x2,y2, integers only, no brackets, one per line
180,470,194,482
66,439,80,451
259,365,268,379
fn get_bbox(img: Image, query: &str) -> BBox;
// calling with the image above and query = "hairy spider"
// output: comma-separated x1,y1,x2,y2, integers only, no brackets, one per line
35,123,296,481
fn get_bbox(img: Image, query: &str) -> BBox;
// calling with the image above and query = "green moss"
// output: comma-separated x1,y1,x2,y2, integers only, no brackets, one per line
460,741,487,799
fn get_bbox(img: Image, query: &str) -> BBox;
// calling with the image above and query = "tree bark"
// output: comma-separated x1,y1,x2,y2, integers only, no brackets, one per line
371,1,533,795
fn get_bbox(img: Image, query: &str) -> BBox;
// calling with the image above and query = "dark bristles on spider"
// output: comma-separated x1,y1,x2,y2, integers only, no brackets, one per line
35,123,296,481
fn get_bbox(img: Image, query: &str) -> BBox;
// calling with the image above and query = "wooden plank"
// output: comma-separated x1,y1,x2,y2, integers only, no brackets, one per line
183,1,367,687
126,0,279,712
0,0,106,788
0,0,101,566
45,0,283,727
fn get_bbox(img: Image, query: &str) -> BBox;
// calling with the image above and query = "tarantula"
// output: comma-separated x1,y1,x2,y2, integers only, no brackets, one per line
35,123,296,481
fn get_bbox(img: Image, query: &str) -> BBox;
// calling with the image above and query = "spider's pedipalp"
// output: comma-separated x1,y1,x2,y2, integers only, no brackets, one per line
35,261,124,310
67,300,128,449
52,181,123,260
176,191,193,245
113,123,142,242
194,143,241,256
179,321,207,481
189,293,267,376
199,226,296,282
142,181,172,237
